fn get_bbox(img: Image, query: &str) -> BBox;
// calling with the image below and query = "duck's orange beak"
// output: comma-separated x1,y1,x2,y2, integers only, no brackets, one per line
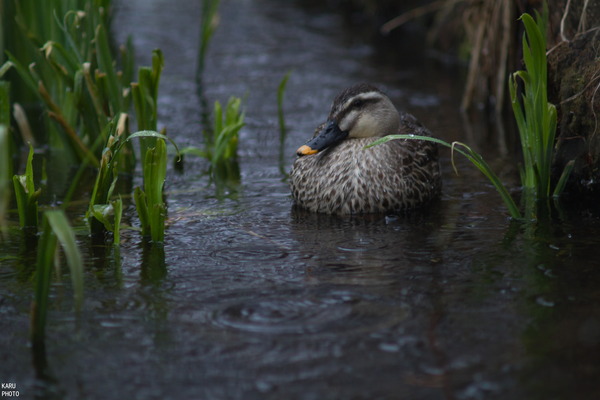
296,145,319,156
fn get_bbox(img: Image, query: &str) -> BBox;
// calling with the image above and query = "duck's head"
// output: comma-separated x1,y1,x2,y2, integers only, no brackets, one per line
297,83,400,156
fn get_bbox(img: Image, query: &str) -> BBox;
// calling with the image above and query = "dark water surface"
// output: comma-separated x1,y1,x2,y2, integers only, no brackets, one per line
2,0,600,399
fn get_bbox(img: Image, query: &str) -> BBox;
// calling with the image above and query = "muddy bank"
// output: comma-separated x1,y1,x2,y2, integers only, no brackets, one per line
548,1,600,194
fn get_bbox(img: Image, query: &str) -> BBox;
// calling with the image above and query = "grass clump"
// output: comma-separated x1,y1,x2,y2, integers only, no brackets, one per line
1,1,173,244
210,97,244,168
182,96,245,173
134,138,168,243
2,1,119,166
87,114,130,240
508,3,573,210
87,115,174,243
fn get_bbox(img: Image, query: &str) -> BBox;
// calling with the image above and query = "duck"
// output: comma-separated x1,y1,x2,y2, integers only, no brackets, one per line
290,83,441,215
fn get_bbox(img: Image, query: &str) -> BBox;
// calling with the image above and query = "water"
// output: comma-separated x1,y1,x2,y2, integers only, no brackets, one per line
1,0,600,399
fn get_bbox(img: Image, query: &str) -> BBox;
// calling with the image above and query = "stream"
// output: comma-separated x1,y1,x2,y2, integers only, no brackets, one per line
1,0,600,399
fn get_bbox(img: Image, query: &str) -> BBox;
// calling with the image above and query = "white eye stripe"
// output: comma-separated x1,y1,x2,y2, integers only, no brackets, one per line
338,109,360,131
342,91,383,110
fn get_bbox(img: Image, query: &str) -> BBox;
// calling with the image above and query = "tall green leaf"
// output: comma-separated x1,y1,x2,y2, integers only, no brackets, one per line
31,210,84,344
13,144,41,228
46,210,84,311
0,125,11,234
369,134,522,219
509,2,571,207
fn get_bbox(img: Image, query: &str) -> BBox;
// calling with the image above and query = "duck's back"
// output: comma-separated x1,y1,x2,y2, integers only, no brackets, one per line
290,113,441,215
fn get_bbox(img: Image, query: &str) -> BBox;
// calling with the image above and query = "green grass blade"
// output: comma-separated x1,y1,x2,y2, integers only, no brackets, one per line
150,49,164,113
42,40,81,79
277,71,291,152
0,81,10,126
277,73,291,177
553,160,574,198
95,24,122,114
113,196,122,246
31,210,84,344
4,51,41,99
213,100,223,141
150,204,166,243
134,186,150,238
144,140,167,242
0,83,10,231
45,210,84,312
31,216,57,344
144,139,167,207
91,204,115,232
369,134,522,219
197,0,220,77
0,125,11,234
13,145,40,228
180,146,210,159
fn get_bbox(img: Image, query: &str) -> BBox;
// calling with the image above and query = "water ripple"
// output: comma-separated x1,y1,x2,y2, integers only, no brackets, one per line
208,243,289,263
202,290,410,335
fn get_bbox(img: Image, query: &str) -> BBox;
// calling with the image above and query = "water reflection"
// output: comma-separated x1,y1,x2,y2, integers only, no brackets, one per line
140,243,167,285
31,340,64,400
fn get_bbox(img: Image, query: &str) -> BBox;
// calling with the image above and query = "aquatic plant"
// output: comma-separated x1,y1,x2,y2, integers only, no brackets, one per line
86,113,173,244
87,114,130,240
0,125,10,234
508,4,573,208
1,2,175,245
132,49,164,165
12,145,41,228
134,138,168,243
197,0,220,80
31,210,84,345
211,97,244,167
0,82,11,233
0,0,140,168
0,81,9,126
278,71,291,175
182,96,245,170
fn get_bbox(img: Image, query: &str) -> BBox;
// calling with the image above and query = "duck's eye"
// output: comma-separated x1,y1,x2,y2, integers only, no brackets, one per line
352,99,364,108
